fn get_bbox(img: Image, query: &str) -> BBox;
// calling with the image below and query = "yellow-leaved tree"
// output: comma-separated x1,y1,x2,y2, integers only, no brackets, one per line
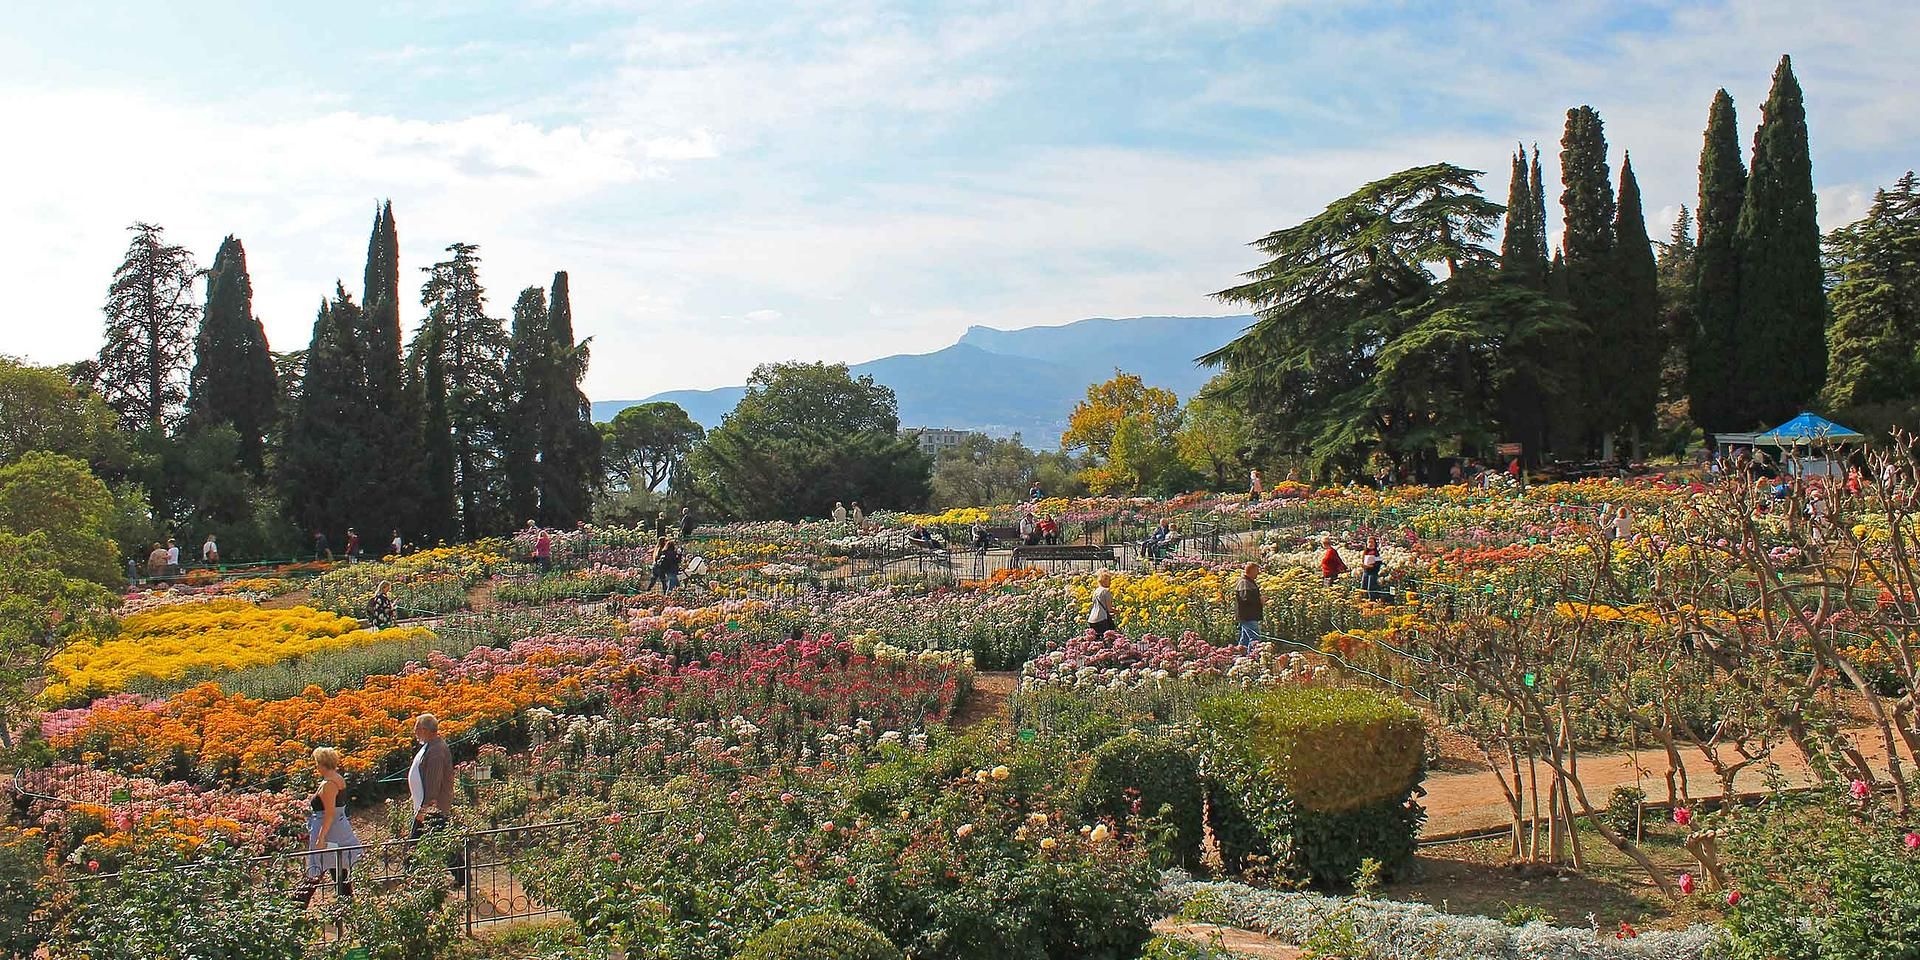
1060,372,1184,494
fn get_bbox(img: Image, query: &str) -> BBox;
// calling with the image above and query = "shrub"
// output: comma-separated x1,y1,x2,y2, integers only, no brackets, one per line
0,828,51,960
1196,687,1426,886
1722,791,1920,960
734,915,902,960
47,844,311,960
325,847,463,960
1079,733,1204,868
1604,786,1647,839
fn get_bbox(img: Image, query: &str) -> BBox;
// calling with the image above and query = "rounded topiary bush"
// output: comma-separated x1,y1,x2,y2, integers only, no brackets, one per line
1197,686,1426,886
1078,732,1204,868
734,914,903,960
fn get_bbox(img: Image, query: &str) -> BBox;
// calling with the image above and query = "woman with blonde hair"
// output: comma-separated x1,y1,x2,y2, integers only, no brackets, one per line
1086,570,1118,638
304,746,362,903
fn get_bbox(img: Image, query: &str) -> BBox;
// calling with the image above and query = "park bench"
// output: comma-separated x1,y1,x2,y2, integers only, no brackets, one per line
971,524,1024,547
1011,544,1115,567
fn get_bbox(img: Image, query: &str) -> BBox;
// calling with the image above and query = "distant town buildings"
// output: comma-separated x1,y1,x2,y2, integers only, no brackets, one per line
909,427,981,455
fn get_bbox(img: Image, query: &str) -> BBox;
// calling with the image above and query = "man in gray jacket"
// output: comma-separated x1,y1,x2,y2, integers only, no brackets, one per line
409,713,465,886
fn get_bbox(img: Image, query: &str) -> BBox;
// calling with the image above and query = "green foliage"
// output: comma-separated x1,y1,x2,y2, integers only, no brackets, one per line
1062,372,1189,494
0,357,126,472
0,451,123,588
1500,145,1547,289
1498,902,1556,927
503,285,551,523
94,222,199,438
929,433,1081,509
47,846,312,960
600,401,705,495
1823,172,1920,411
1177,378,1251,490
1722,792,1920,960
1078,733,1204,868
325,851,463,960
1689,88,1746,434
0,827,52,959
188,235,278,475
1609,156,1664,449
1196,687,1426,886
1603,785,1647,838
1205,163,1572,479
1735,55,1827,424
1554,105,1616,454
415,242,512,538
734,915,902,960
685,362,930,520
535,271,601,527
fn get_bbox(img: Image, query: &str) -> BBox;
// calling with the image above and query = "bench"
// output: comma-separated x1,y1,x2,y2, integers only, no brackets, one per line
1011,545,1115,566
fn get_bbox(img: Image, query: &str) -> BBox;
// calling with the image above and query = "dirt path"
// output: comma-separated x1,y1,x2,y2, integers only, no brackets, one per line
1421,724,1900,837
260,587,312,610
1152,921,1303,958
954,672,1017,730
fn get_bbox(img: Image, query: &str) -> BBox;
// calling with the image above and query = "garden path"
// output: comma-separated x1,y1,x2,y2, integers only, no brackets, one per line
1152,921,1304,958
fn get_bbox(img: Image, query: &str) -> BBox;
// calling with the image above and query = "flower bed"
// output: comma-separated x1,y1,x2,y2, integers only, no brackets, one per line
40,599,433,705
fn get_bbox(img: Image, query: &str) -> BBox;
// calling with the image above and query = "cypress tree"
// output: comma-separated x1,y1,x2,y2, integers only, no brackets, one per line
188,235,278,475
357,202,421,540
1500,147,1544,288
1689,90,1745,434
1736,55,1827,423
282,291,363,539
1558,106,1617,454
539,271,600,525
418,319,458,545
1530,147,1550,277
502,285,550,524
1611,155,1664,450
416,243,509,536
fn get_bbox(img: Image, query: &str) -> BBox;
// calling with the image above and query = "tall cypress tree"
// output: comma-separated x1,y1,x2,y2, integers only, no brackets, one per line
1530,146,1550,277
1689,90,1745,435
539,271,600,525
1611,155,1664,450
188,236,278,475
356,202,421,541
417,320,458,544
501,285,550,524
1500,147,1544,288
281,289,366,539
1736,55,1827,423
1558,106,1617,454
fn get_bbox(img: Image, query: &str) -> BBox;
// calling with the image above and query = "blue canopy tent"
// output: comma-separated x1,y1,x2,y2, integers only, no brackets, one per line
1716,412,1866,477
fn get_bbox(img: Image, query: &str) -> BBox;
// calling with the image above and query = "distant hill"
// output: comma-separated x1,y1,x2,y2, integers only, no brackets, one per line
591,314,1254,445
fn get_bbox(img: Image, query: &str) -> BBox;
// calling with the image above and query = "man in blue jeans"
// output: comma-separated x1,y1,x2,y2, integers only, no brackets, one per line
1234,562,1263,650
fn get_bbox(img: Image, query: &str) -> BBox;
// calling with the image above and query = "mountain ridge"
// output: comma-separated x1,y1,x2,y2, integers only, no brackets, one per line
591,314,1254,445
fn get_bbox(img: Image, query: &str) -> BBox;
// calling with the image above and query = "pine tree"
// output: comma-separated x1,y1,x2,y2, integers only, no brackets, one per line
1736,54,1827,424
415,243,509,537
1823,173,1920,409
187,236,277,475
501,285,549,524
1558,106,1617,454
1500,147,1544,288
1689,90,1746,434
96,223,199,437
1611,155,1664,450
538,271,600,525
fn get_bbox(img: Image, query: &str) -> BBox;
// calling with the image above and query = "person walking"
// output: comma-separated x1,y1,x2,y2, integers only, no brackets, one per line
164,539,181,576
1086,571,1118,638
679,507,697,542
1360,538,1384,599
303,746,362,904
391,530,404,557
532,528,552,573
653,511,668,543
645,540,668,592
367,582,396,629
1249,468,1264,498
832,501,848,525
145,542,169,580
848,502,864,530
313,530,331,561
1319,538,1348,586
343,528,360,564
201,533,219,567
408,714,463,886
657,539,682,590
1234,562,1263,650
971,520,989,551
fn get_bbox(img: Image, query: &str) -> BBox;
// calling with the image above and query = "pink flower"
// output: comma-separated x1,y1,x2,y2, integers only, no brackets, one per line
87,860,100,872
1905,832,1919,851
1725,890,1741,907
606,813,623,824
1850,779,1872,800
1678,872,1696,895
1672,807,1692,827
780,792,795,804
607,852,622,862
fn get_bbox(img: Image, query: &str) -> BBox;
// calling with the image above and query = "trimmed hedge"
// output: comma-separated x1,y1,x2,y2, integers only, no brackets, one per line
1197,686,1426,886
734,914,903,960
1078,733,1205,869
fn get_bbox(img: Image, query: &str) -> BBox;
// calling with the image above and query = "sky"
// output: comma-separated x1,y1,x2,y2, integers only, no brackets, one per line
2,0,1915,400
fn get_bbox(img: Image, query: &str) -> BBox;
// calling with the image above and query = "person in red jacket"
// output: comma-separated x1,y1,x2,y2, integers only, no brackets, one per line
1320,538,1348,585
